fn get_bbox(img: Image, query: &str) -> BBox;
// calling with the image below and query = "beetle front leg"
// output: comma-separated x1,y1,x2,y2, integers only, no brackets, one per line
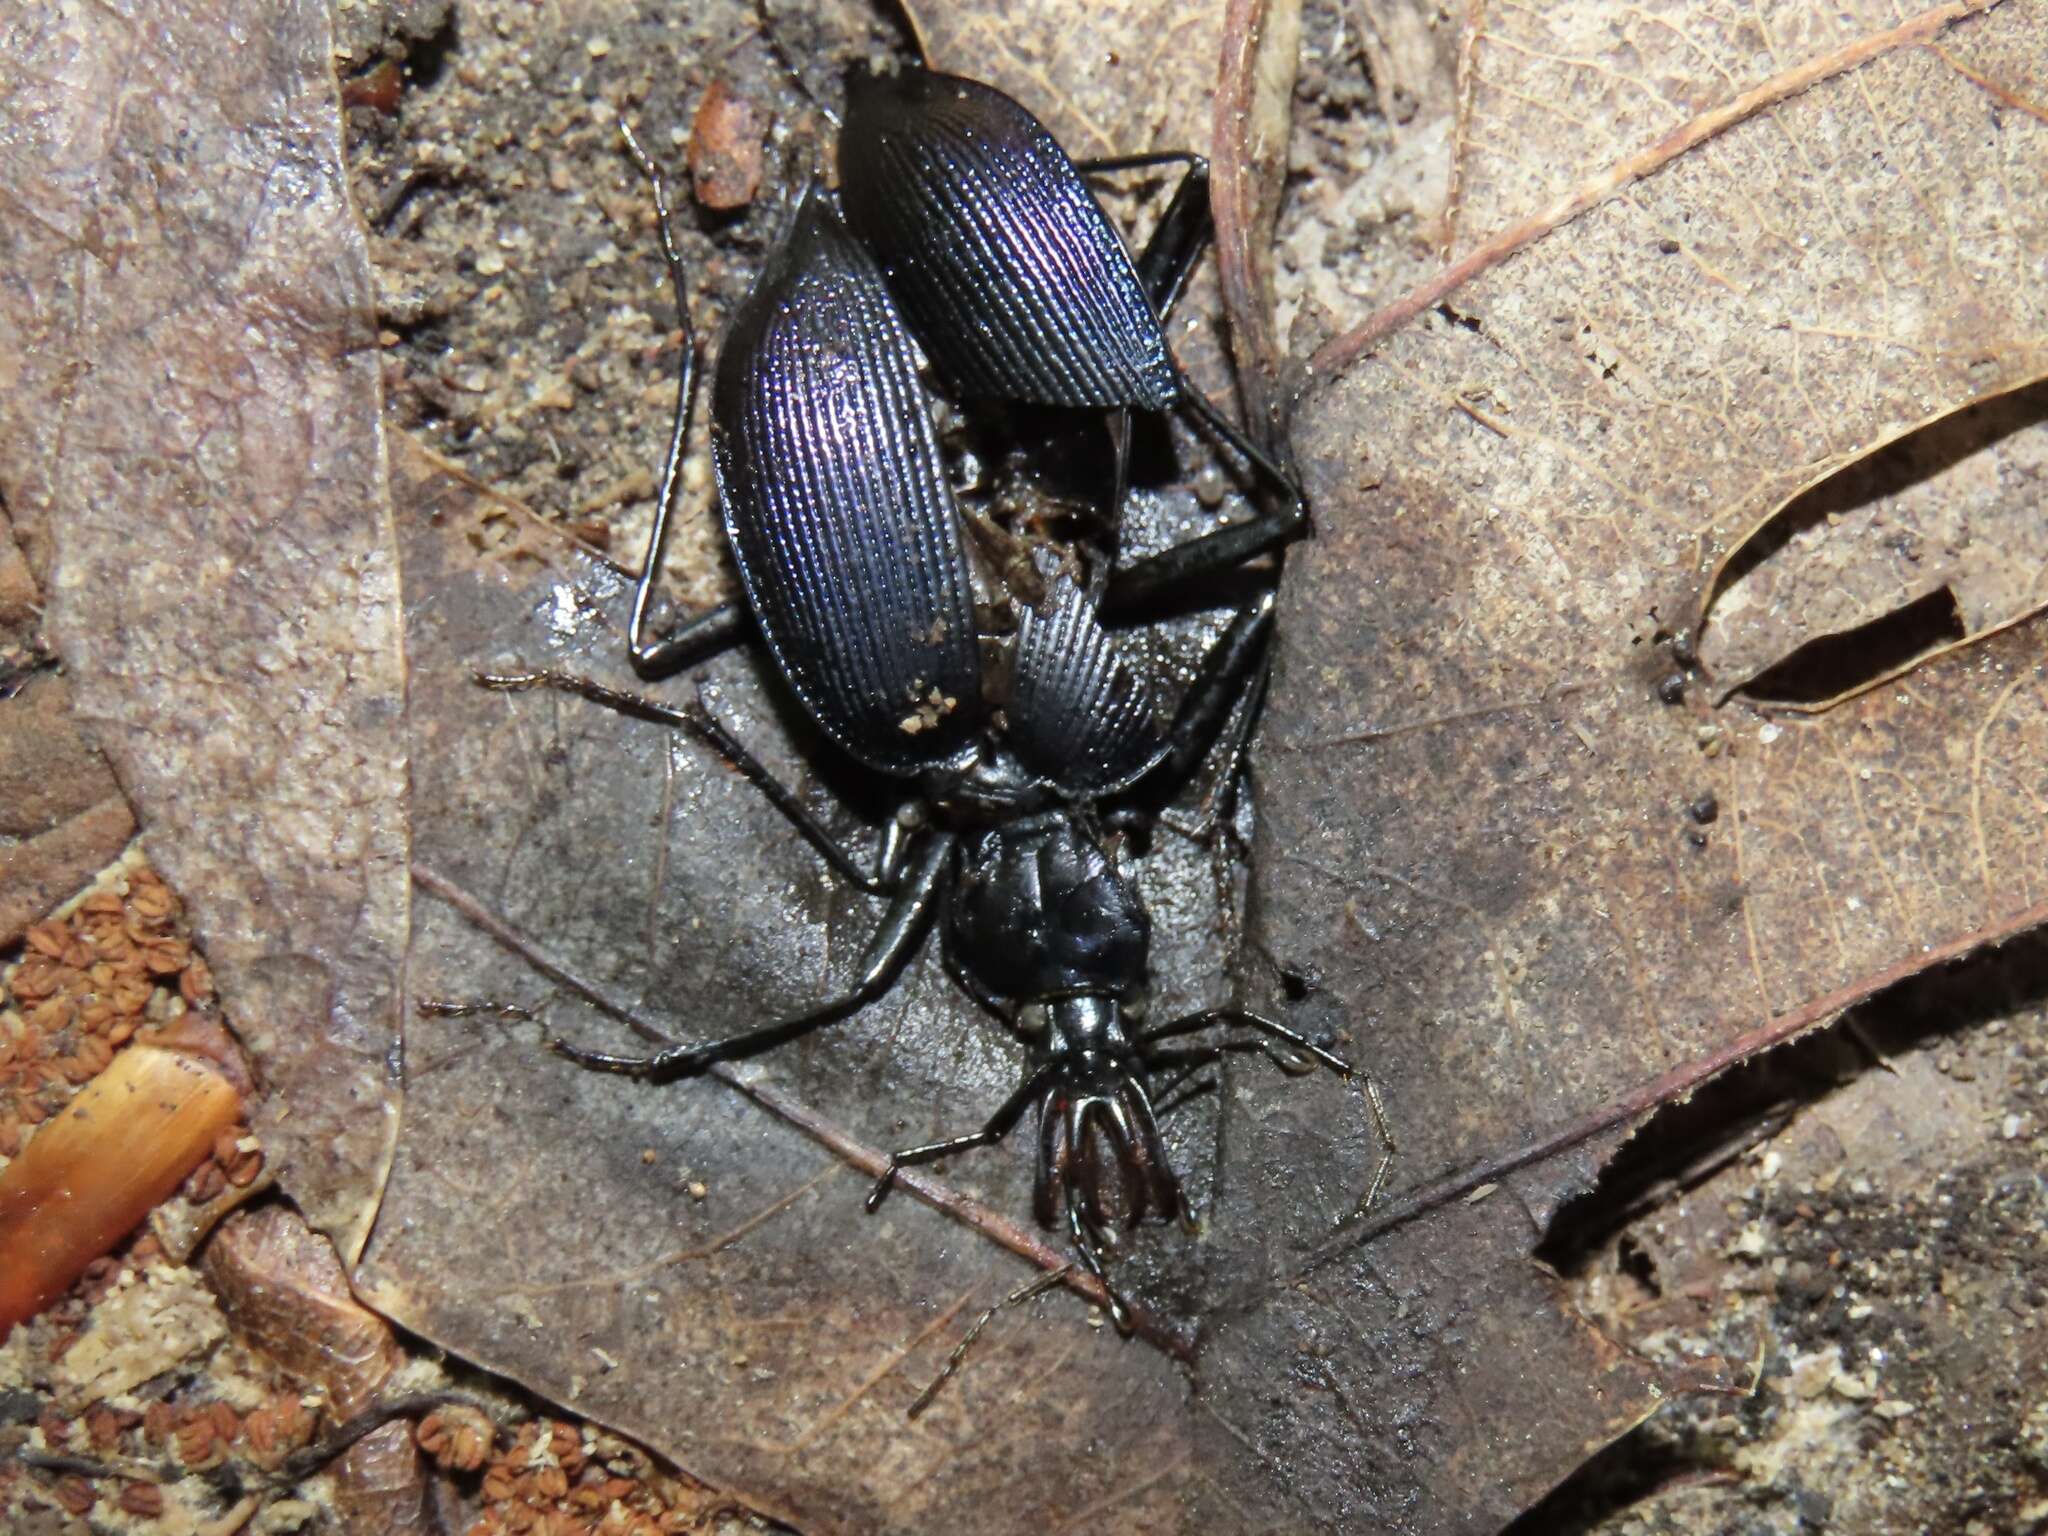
1140,1008,1398,1213
549,832,954,1079
864,1063,1055,1213
1139,1006,1349,1075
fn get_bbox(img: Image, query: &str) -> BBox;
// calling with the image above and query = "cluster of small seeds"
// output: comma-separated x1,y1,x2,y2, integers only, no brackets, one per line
29,1386,317,1519
419,1413,722,1536
148,1391,316,1471
1,867,212,1157
47,1471,164,1519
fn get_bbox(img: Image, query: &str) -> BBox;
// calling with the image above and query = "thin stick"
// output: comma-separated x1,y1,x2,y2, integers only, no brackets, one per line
1304,0,2005,387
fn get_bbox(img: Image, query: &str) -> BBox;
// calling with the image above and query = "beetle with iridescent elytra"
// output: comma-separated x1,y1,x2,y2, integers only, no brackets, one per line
486,85,1384,1324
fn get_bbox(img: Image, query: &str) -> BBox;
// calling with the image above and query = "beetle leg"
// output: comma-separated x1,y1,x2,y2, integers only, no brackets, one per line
1085,152,1209,541
1144,1038,1312,1090
1148,1068,1218,1119
614,120,755,681
1102,430,1307,617
1069,149,1210,543
1120,153,1213,322
630,600,752,682
1065,1181,1134,1334
864,1061,1057,1213
1142,1038,1264,1073
874,807,912,887
546,831,954,1080
1181,377,1308,512
680,682,906,893
1103,149,1311,616
475,668,897,894
1074,150,1210,175
1138,1006,1349,1075
623,307,735,680
1120,589,1274,812
1073,150,1213,323
1190,646,1270,841
1354,1071,1398,1212
1082,147,1310,568
1140,1009,1399,1214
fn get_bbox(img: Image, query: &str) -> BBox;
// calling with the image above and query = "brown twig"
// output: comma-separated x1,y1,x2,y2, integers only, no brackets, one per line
1438,0,1486,260
1293,892,2048,1282
1302,0,2006,388
1211,0,1300,431
410,863,1197,1363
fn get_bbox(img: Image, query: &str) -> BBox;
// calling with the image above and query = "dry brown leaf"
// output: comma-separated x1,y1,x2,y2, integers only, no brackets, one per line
1202,1,2048,1525
1701,378,2048,694
0,0,408,1259
1430,0,2048,718
0,676,133,947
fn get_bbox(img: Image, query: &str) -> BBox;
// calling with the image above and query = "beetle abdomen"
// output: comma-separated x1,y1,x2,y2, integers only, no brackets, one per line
711,187,984,777
840,65,1178,414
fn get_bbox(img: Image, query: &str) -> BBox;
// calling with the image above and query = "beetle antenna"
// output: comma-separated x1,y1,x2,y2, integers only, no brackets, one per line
754,0,938,129
906,1264,1070,1419
615,119,707,677
616,120,696,361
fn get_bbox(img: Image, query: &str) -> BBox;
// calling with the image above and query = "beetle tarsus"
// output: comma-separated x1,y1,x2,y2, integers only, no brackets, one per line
545,1035,710,1079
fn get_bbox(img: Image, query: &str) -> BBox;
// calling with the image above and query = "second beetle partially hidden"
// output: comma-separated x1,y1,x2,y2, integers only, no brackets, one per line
488,125,1386,1329
838,61,1310,617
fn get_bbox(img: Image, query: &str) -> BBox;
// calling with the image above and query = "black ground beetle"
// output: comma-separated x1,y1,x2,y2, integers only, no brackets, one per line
486,110,1385,1327
626,57,1310,680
